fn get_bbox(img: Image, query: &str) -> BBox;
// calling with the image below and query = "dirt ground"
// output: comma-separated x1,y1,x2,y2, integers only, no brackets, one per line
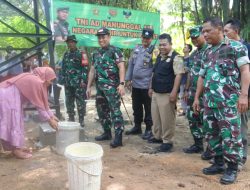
0,95,250,190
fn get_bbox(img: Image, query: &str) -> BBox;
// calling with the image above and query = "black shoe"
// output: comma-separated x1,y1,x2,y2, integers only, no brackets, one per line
125,126,142,135
79,121,84,128
242,157,247,164
203,156,225,175
148,137,163,144
201,147,213,160
177,112,186,117
68,115,75,122
142,130,152,140
220,166,238,185
183,144,203,154
157,143,173,152
110,131,123,148
203,163,225,175
95,130,112,141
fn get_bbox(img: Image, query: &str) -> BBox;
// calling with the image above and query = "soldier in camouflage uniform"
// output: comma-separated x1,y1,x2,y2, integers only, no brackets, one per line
86,27,125,148
54,7,70,42
193,18,250,185
59,35,88,127
183,26,212,160
224,19,250,168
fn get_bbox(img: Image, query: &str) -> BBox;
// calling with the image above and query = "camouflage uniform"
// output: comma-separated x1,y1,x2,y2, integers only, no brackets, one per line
199,39,249,163
59,49,88,126
54,20,69,41
187,44,208,139
92,45,124,132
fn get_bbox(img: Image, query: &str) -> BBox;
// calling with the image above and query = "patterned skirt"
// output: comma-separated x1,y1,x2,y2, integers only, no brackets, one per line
0,85,24,151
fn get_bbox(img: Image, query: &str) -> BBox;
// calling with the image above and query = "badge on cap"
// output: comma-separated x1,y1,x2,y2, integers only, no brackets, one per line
145,32,149,35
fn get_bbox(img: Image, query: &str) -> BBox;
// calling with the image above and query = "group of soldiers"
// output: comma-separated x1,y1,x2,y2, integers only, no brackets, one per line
58,17,250,185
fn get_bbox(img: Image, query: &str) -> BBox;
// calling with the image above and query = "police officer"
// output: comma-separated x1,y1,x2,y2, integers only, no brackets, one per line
59,35,88,127
54,7,70,42
86,27,125,148
193,18,250,184
125,28,154,140
183,26,213,158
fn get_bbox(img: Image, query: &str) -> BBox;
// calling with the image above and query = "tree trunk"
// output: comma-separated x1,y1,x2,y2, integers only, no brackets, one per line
181,0,185,44
201,0,208,19
194,0,201,24
131,0,136,9
222,0,229,22
232,0,240,19
240,0,245,22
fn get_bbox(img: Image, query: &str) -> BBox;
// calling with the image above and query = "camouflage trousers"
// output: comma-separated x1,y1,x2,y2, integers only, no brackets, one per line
203,107,243,163
96,85,124,132
241,111,249,158
187,98,203,139
65,85,86,125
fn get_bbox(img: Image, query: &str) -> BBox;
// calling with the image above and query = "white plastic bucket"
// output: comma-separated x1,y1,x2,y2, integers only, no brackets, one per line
64,142,104,190
56,121,80,155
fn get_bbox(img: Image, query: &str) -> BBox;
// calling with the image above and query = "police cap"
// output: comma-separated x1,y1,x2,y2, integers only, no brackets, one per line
96,27,110,36
142,28,154,39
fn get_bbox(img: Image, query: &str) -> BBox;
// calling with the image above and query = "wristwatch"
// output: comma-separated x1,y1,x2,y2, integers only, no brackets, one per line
120,82,125,85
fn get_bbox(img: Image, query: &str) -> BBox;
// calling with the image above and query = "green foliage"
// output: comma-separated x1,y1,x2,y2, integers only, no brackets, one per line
200,0,250,41
57,0,158,62
154,0,200,54
65,0,158,12
0,0,48,49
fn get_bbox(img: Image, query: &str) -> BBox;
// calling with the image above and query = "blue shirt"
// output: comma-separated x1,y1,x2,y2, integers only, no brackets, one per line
180,57,189,85
125,45,153,89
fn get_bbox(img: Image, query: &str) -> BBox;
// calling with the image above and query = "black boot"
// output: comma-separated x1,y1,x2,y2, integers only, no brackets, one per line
142,130,153,140
125,124,142,135
95,130,112,141
220,162,238,185
110,130,123,148
201,147,214,160
203,156,225,175
68,115,75,122
142,125,152,140
79,119,84,128
183,138,204,154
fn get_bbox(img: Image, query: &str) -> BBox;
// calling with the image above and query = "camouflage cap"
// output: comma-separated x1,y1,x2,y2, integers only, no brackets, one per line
57,7,69,12
66,35,77,43
96,27,110,36
189,26,202,38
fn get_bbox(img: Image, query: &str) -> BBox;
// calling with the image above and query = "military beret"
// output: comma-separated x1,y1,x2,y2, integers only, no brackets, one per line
142,28,154,39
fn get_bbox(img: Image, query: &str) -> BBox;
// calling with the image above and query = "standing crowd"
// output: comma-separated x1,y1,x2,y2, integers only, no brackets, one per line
0,16,249,185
